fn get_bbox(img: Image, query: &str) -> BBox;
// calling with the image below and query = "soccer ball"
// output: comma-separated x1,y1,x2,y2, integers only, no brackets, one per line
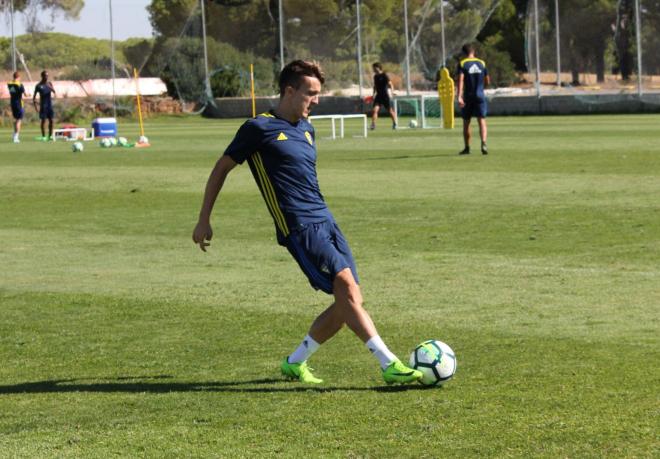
118,136,128,147
99,137,112,148
409,119,418,128
109,137,118,147
409,340,457,386
71,141,84,153
138,135,149,144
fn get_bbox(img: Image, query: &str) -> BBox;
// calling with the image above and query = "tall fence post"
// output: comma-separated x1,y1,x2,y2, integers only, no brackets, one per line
404,0,411,95
555,0,561,87
356,0,363,102
634,0,643,96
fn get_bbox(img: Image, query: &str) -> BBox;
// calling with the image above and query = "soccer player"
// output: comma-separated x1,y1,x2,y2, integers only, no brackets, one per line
7,71,26,143
370,62,397,130
456,43,490,155
33,70,57,141
192,60,422,385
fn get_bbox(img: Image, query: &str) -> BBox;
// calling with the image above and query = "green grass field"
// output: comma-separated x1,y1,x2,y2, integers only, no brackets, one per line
1,114,658,457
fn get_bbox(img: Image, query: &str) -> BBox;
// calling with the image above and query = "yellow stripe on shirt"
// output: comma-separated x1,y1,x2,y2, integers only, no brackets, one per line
460,57,486,67
251,152,290,236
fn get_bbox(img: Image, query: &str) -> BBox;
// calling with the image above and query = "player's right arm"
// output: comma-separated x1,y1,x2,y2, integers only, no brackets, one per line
457,73,465,108
193,118,261,252
193,155,238,252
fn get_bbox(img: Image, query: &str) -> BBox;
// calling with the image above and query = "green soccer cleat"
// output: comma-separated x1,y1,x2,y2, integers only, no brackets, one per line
280,358,323,384
382,360,423,385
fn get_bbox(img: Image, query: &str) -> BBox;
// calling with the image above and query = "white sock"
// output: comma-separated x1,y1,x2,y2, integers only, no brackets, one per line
366,335,398,370
287,334,321,364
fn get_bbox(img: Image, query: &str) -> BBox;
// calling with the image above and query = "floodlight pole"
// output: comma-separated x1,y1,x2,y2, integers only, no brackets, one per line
634,0,643,96
278,0,285,70
356,0,363,101
10,0,16,73
109,0,116,119
533,0,541,98
404,0,411,95
554,0,561,87
440,0,446,67
200,0,212,101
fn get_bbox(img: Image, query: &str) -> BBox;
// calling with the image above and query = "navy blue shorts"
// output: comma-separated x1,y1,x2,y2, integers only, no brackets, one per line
462,98,487,120
39,106,54,120
11,105,24,120
285,220,359,294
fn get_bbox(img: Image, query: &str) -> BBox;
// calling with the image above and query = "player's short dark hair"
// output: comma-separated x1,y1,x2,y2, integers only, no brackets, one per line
278,60,325,96
462,43,475,55
13,71,20,79
372,62,382,71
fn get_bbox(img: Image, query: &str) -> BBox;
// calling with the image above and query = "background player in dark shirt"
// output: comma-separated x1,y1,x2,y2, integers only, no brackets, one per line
371,62,398,130
457,43,490,155
7,71,26,143
33,70,57,141
192,60,422,385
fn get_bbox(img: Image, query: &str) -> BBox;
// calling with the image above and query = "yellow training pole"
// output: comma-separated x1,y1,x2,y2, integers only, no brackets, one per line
133,68,145,138
250,63,256,117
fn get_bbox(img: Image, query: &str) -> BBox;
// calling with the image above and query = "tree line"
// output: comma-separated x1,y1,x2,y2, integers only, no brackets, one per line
3,0,659,98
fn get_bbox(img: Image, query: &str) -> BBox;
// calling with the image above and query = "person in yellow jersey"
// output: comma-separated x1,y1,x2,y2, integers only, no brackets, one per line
7,71,26,143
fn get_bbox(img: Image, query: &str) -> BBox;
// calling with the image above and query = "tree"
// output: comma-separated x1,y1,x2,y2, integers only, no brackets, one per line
614,0,635,80
0,0,84,33
478,0,526,71
557,0,616,84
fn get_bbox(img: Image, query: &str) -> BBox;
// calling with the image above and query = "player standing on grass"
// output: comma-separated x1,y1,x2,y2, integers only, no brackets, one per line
193,60,422,385
457,43,490,155
8,71,26,144
33,70,56,141
370,62,397,130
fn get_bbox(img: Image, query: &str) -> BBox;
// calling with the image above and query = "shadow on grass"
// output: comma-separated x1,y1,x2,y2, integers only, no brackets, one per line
0,375,435,394
352,153,459,161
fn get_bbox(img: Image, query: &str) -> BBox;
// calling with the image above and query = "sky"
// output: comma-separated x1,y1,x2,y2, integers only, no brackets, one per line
1,0,153,41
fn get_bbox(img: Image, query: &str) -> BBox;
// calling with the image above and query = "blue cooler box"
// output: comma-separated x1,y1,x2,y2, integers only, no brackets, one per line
92,117,117,137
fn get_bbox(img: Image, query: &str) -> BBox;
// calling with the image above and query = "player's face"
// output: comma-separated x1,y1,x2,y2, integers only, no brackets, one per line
289,76,321,119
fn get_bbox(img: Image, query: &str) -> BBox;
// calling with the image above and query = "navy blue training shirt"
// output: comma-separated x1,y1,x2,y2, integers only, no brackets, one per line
458,57,488,101
8,81,25,108
224,111,333,242
34,82,54,108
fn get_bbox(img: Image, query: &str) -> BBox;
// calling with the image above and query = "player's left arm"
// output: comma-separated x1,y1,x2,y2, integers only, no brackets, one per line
49,82,56,97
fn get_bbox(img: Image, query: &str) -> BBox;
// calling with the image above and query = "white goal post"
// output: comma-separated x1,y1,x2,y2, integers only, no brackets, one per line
393,95,443,129
308,114,368,139
53,127,95,141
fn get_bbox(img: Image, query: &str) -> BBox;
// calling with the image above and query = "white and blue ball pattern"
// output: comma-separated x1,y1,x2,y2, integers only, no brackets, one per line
409,339,457,386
